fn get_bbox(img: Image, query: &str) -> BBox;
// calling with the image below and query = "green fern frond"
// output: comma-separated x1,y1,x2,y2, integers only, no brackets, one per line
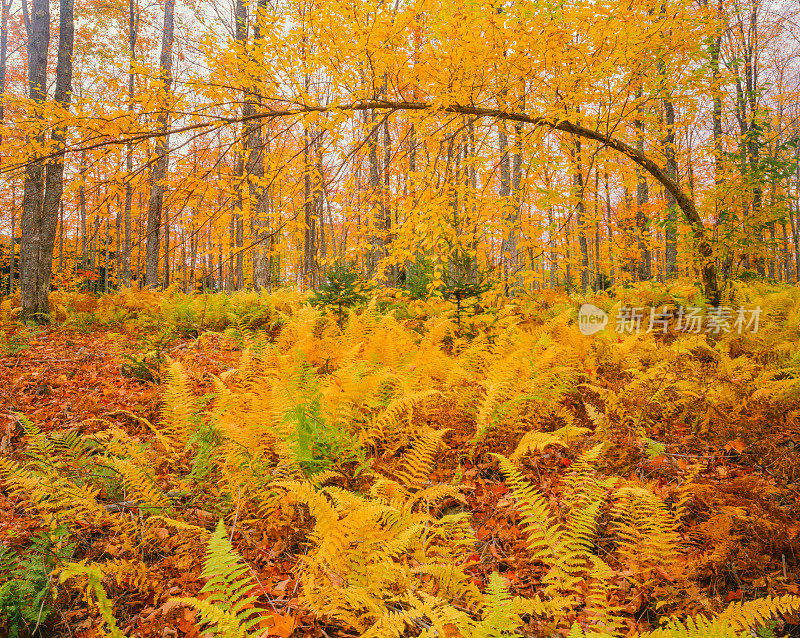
176,520,266,638
60,562,124,638
465,572,529,638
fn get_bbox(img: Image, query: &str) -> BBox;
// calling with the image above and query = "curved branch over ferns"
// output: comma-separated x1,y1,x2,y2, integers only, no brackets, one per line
13,99,720,303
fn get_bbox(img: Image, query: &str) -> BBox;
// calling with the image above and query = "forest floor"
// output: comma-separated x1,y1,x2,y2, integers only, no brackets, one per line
2,284,800,637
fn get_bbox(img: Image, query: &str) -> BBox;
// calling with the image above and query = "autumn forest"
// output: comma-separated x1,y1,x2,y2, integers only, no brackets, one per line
2,0,800,636
0,0,796,313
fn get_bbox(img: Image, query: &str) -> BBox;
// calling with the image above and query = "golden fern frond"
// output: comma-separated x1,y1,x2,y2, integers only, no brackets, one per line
642,614,744,638
360,609,415,638
395,428,450,491
406,590,473,638
161,362,196,455
103,559,163,600
510,430,568,462
413,563,482,608
717,595,800,633
14,412,44,449
461,572,544,638
474,380,516,443
562,442,608,501
0,457,109,526
370,389,443,445
492,454,562,560
673,463,702,523
369,477,409,505
406,484,464,511
111,457,172,510
420,512,477,568
612,485,684,584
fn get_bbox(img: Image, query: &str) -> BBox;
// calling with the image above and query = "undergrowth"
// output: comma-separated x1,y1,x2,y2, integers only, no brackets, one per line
2,279,800,637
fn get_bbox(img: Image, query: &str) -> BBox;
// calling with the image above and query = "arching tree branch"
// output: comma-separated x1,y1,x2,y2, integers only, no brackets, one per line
11,98,720,302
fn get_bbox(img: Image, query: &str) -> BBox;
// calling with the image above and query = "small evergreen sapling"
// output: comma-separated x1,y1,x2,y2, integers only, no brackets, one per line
440,249,492,334
309,260,370,327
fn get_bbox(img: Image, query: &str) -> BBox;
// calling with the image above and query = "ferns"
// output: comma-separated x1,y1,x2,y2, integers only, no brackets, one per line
9,285,800,638
176,520,266,638
60,563,124,638
640,596,800,638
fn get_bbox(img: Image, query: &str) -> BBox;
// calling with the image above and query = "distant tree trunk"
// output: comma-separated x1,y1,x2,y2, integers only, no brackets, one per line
104,218,110,293
635,90,651,281
58,201,64,280
499,120,511,284
0,0,10,154
136,192,143,283
317,134,327,262
179,227,186,291
247,0,268,290
0,0,7,294
366,107,380,276
90,216,98,291
123,0,138,286
79,151,87,269
303,122,316,287
227,212,235,291
500,118,523,294
145,0,175,288
381,90,393,285
115,198,121,286
232,0,247,291
605,169,615,286
548,207,557,288
162,207,169,288
189,222,197,292
8,209,14,294
662,93,678,277
789,199,800,283
710,0,724,219
572,137,591,292
594,168,602,288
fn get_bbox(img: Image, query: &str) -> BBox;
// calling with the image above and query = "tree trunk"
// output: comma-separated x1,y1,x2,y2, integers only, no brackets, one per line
789,198,800,284
710,0,724,223
37,0,74,312
635,89,651,281
605,169,615,286
0,0,10,155
8,209,14,294
79,151,87,270
58,201,64,280
145,0,175,287
162,206,169,288
572,137,590,292
662,93,678,277
19,0,50,321
123,0,138,287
